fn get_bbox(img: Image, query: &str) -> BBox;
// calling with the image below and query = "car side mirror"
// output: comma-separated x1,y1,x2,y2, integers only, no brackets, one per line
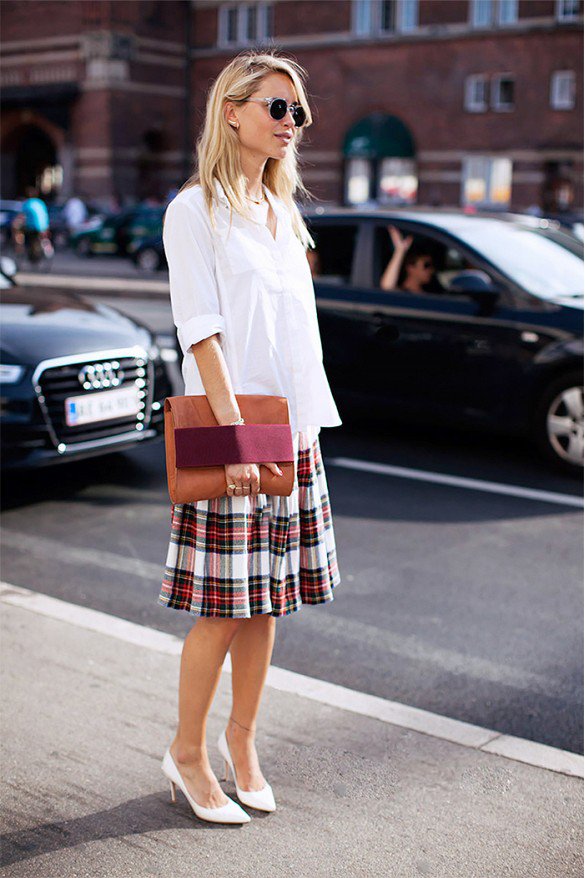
448,270,502,312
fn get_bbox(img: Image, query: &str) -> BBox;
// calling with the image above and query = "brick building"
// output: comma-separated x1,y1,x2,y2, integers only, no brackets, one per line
1,0,582,213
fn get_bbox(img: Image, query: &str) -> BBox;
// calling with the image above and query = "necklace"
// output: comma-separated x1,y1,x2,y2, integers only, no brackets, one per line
246,187,265,204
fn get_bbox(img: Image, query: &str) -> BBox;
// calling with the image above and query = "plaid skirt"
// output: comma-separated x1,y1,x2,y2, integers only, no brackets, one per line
158,430,341,618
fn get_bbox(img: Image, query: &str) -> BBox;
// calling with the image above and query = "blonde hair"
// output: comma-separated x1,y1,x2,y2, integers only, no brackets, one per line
170,48,316,249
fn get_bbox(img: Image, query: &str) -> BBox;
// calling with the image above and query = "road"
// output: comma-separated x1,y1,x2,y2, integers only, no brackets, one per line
2,266,583,757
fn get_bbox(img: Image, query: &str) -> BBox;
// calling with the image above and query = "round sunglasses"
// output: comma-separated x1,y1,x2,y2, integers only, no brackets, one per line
243,96,306,128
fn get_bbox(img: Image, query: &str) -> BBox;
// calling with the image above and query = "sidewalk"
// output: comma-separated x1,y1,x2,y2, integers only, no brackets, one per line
15,271,170,300
1,585,582,878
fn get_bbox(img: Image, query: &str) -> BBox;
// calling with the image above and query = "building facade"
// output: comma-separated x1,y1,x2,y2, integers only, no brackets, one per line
1,0,582,213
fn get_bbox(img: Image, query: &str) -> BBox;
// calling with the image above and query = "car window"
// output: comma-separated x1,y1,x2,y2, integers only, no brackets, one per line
374,224,494,296
305,222,359,285
448,220,583,299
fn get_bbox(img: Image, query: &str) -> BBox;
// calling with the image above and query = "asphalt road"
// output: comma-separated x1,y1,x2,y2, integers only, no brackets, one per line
1,280,583,757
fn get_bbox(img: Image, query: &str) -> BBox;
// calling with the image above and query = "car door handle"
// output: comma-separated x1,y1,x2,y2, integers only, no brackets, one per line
371,313,400,341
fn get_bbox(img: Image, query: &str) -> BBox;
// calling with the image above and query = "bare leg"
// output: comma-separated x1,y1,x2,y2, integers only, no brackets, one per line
169,617,242,808
226,613,276,791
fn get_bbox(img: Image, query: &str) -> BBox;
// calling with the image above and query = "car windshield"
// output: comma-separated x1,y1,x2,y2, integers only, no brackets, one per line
454,221,584,299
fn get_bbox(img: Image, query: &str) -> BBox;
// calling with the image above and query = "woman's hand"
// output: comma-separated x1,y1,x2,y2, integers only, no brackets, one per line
387,224,413,253
225,461,284,497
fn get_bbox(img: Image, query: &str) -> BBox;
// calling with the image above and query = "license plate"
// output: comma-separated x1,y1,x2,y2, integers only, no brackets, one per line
65,385,142,427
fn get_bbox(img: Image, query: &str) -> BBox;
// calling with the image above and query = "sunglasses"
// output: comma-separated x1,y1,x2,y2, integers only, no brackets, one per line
243,96,306,127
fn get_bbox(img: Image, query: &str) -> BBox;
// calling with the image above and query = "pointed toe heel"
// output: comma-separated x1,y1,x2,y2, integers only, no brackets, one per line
217,729,276,812
161,748,251,824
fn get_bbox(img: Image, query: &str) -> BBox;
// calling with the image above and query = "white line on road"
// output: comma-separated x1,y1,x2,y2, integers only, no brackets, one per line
1,527,576,700
327,457,584,508
0,581,582,780
16,271,168,294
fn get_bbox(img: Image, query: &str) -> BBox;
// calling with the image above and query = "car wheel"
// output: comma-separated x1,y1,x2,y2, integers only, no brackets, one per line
533,371,584,475
76,238,92,257
136,247,160,272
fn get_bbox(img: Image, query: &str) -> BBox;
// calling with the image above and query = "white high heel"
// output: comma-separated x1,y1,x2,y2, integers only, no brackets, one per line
161,748,251,824
217,729,276,812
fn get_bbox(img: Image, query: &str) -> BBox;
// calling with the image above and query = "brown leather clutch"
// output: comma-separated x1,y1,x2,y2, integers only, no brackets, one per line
164,394,296,503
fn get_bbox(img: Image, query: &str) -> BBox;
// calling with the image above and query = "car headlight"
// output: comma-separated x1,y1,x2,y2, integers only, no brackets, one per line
0,364,25,384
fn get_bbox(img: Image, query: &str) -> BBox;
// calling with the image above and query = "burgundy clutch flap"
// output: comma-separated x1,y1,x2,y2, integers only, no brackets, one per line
164,394,296,503
175,423,294,468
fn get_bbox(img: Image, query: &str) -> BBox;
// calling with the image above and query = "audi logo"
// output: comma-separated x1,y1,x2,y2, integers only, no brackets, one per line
78,361,125,390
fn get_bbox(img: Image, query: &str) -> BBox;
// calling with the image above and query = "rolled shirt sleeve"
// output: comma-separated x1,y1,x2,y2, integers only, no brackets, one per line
163,197,226,356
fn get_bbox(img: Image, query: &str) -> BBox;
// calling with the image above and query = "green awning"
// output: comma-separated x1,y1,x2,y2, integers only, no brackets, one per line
343,114,415,159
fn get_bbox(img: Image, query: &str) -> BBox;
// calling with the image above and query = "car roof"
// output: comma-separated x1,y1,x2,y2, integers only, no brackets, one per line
300,204,565,235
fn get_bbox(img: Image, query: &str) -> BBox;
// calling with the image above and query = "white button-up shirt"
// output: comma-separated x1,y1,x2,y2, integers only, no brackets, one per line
163,178,342,443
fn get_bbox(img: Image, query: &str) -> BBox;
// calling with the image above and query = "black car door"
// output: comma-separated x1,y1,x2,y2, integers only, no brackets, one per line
312,215,529,429
362,219,528,426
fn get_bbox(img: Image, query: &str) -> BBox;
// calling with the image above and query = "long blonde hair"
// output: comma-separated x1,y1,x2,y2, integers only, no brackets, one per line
171,49,316,249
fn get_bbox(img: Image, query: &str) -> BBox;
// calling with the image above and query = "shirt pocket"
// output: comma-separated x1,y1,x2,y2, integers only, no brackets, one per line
218,224,274,277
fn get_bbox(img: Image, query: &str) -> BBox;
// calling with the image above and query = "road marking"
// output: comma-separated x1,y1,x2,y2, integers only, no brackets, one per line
327,457,584,508
0,581,582,780
1,527,578,699
297,609,576,701
16,271,168,294
1,528,162,581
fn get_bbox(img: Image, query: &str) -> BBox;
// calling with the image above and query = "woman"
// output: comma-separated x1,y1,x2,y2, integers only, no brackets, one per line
158,50,342,824
380,224,445,294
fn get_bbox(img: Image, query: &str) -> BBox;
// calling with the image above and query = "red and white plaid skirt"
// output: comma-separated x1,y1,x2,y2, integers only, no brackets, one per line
158,431,341,618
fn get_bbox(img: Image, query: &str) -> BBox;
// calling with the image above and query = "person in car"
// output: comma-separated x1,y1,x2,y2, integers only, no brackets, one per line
380,224,446,294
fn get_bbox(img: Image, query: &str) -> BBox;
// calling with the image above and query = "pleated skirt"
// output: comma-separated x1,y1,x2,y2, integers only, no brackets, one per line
158,430,341,618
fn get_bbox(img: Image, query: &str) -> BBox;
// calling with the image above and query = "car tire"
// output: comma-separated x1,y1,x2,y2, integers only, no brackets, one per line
76,238,92,257
532,371,584,475
136,247,161,272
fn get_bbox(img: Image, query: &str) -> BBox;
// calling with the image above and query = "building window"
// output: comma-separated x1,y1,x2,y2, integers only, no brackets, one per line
225,5,238,42
491,74,515,110
345,157,418,205
399,0,418,31
462,156,512,208
218,2,272,47
353,0,418,36
378,157,418,204
464,74,489,111
497,0,518,23
379,0,394,31
346,158,372,204
550,70,576,109
354,0,373,36
556,0,581,21
470,0,493,26
470,0,518,27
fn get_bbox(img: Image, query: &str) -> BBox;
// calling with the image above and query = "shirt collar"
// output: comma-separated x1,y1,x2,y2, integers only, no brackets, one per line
213,177,280,215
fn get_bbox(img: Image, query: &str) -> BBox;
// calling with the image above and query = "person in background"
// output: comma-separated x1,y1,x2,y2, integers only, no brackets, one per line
14,187,50,264
380,224,446,294
63,196,88,233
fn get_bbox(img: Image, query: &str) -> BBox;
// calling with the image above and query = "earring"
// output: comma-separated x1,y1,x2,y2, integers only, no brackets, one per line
229,120,239,129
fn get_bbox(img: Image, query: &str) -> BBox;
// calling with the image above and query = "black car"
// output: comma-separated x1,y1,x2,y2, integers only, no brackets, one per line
132,233,166,273
0,258,173,470
303,207,584,474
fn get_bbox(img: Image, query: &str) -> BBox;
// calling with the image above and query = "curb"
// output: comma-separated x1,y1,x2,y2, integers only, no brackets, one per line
1,581,582,780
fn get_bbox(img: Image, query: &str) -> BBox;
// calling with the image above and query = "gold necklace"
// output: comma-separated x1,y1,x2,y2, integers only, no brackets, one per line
246,187,265,204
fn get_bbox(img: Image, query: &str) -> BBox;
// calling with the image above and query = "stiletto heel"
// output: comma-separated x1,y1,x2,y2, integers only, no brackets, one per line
217,729,276,812
169,779,177,803
161,748,251,824
223,759,230,782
